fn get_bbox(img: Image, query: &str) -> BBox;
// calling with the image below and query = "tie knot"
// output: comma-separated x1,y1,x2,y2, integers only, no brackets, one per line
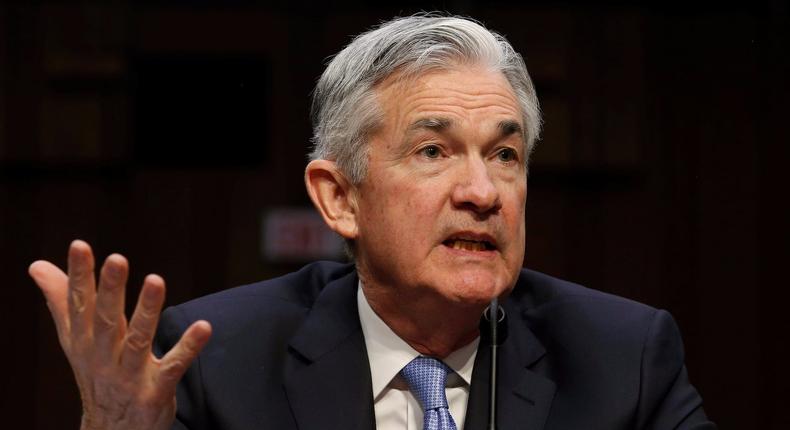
400,356,453,411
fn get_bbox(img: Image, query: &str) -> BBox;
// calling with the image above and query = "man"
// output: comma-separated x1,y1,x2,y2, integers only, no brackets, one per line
29,14,715,430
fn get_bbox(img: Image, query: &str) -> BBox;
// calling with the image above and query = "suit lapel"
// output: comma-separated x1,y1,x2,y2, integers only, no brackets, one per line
281,268,557,430
283,270,375,430
465,299,556,430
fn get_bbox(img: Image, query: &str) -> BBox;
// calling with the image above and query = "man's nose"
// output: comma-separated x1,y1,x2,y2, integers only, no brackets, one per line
451,157,501,214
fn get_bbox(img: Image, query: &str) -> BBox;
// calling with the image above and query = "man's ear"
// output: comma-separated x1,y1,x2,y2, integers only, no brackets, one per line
304,160,359,240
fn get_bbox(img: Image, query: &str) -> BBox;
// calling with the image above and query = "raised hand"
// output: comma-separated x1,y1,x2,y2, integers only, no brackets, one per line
29,240,212,430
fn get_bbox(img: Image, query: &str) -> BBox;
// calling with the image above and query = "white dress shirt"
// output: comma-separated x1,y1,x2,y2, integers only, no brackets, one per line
357,284,479,430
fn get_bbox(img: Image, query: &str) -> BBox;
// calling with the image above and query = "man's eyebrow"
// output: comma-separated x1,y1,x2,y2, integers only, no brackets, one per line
498,120,524,138
406,117,453,134
403,117,524,141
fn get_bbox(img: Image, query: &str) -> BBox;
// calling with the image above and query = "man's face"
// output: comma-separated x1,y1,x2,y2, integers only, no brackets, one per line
353,65,527,307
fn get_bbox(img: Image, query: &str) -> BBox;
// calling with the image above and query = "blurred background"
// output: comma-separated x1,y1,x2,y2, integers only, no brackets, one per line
1,0,787,428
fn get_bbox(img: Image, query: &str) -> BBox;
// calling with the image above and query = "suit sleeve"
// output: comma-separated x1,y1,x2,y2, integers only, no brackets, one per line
636,309,717,430
153,306,210,430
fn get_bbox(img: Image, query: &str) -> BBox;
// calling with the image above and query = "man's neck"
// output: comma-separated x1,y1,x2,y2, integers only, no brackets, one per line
359,279,485,359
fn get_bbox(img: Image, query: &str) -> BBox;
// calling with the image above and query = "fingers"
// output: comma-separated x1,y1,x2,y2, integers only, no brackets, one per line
158,320,212,389
94,254,129,364
29,260,71,340
67,240,97,336
121,274,166,373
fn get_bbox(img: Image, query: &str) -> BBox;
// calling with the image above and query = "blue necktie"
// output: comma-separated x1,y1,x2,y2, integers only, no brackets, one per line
400,356,458,430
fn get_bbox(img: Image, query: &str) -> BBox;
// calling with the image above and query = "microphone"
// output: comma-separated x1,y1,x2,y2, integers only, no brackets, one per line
480,298,507,430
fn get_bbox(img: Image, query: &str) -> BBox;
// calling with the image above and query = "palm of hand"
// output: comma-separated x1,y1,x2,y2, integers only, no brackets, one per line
29,240,211,430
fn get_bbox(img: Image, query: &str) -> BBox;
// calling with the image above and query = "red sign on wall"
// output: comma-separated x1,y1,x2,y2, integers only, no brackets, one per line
261,208,345,262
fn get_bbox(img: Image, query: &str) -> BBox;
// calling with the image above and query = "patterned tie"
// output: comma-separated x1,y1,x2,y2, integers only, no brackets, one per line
400,356,458,430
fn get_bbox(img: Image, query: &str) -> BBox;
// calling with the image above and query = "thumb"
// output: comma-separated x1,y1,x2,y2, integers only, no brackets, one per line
29,260,71,338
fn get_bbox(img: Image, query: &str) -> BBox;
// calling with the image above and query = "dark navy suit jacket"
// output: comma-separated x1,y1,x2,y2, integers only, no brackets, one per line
154,261,715,430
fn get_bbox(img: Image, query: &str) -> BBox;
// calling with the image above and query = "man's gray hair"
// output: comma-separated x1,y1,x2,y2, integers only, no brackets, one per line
309,14,542,184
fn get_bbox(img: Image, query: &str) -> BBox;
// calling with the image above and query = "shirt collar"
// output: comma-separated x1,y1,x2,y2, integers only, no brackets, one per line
357,282,479,400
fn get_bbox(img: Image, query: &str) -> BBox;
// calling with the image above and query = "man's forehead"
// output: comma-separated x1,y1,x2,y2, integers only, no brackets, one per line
374,66,523,118
377,64,514,98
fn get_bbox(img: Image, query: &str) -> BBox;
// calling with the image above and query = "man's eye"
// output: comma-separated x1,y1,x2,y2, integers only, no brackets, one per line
497,148,518,162
420,145,441,158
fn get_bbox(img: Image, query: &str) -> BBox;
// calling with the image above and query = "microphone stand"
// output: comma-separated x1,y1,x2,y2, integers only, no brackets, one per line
481,298,507,430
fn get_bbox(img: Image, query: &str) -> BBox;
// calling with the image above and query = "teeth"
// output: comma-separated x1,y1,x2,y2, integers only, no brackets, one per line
451,239,486,251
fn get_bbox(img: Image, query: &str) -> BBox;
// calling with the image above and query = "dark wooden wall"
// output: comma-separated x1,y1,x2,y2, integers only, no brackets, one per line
1,2,787,428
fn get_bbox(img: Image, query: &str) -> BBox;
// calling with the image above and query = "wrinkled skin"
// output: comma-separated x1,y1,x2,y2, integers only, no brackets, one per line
29,240,212,430
305,65,529,357
356,66,528,356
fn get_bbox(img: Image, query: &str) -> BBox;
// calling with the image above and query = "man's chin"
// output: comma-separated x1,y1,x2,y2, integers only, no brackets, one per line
438,270,511,305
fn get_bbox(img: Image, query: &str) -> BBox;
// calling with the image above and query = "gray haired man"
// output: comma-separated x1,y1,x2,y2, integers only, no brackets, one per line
31,14,714,430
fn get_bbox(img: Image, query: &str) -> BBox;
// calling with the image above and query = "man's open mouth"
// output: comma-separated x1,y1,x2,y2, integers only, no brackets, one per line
442,238,496,252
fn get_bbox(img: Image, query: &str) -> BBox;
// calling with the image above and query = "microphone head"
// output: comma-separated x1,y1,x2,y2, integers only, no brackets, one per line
479,302,508,346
